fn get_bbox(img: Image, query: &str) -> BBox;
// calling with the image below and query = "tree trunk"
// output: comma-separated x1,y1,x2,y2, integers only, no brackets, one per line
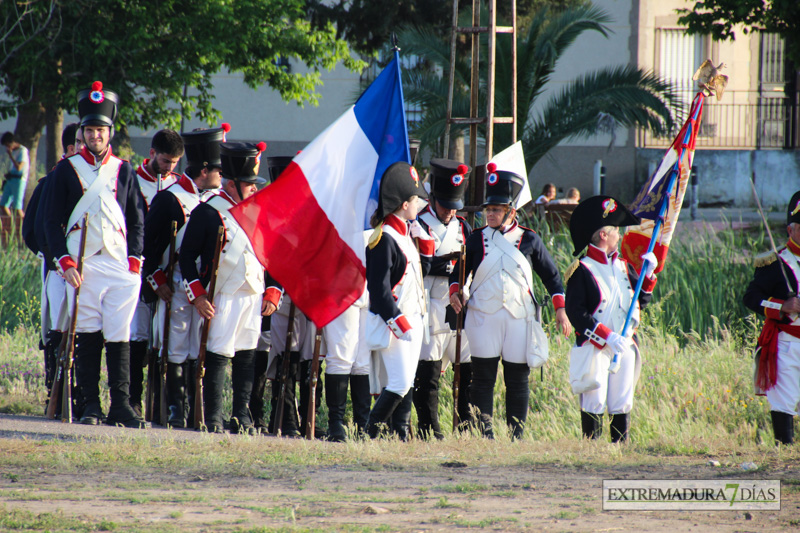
45,105,64,169
15,95,47,207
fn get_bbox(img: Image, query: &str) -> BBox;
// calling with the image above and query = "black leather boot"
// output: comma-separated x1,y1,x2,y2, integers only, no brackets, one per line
471,356,499,439
44,330,62,395
128,340,148,418
250,349,269,433
105,342,148,428
166,362,186,428
75,332,105,425
610,413,629,443
325,373,350,442
503,361,530,440
299,359,324,438
349,374,371,435
203,351,229,433
230,349,256,435
413,360,444,440
391,390,415,442
580,411,604,439
186,359,197,426
771,411,795,445
268,351,301,437
364,389,404,439
457,362,475,430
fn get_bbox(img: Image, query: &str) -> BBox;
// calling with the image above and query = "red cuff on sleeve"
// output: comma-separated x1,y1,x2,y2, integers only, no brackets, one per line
449,283,460,297
58,255,77,274
183,279,207,302
417,238,435,257
641,274,657,293
765,297,785,320
263,287,282,306
128,256,142,274
147,269,168,291
551,294,565,310
395,314,411,333
590,323,612,349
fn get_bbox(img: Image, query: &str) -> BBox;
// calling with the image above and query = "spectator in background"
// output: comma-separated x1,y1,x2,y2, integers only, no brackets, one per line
1,132,30,218
551,187,581,205
535,182,556,205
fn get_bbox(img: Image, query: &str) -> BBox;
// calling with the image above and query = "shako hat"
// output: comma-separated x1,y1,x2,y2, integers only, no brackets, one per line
788,191,800,226
374,161,428,221
182,123,229,170
429,158,470,210
569,195,640,257
77,81,119,127
219,142,267,185
483,162,524,207
265,155,294,183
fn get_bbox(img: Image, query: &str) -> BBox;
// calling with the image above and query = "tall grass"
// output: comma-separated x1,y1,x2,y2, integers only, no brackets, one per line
0,211,784,450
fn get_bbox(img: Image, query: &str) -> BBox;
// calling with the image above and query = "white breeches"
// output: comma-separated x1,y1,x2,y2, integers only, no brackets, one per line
206,289,261,357
323,304,370,375
767,340,800,415
68,253,139,342
375,313,424,396
579,346,636,415
464,307,527,364
130,299,153,342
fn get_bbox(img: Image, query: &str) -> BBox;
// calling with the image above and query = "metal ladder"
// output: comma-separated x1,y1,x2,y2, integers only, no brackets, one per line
443,0,518,211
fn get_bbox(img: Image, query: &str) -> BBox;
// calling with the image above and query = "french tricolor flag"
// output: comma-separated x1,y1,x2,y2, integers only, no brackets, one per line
230,53,411,327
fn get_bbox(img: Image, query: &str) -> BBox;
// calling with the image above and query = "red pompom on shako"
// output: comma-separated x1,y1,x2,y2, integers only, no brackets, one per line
486,162,499,185
220,122,231,142
89,80,105,103
429,158,471,209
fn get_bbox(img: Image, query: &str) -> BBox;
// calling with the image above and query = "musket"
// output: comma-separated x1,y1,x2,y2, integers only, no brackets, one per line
47,213,88,422
194,226,225,430
144,173,165,422
305,330,323,440
272,301,297,437
750,175,795,296
158,221,178,426
452,244,466,431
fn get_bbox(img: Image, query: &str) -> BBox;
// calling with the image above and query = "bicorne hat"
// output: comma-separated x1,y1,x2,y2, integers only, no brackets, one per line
77,81,119,128
788,191,800,226
429,158,470,210
374,161,428,221
569,195,640,257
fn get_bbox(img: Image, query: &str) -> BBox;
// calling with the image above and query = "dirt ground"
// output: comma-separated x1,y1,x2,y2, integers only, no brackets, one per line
1,414,799,531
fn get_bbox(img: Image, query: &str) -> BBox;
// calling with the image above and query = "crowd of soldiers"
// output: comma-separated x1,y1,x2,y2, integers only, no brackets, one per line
22,80,799,446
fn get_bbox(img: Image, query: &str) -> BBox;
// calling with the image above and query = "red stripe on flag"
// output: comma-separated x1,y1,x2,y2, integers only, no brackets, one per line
231,162,365,327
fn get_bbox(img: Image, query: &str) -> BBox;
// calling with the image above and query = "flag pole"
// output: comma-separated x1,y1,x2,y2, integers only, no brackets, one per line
609,93,705,374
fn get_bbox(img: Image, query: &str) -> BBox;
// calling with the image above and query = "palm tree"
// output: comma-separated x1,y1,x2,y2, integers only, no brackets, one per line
399,4,682,170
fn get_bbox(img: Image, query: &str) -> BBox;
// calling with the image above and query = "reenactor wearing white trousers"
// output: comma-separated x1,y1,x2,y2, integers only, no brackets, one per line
449,164,572,440
364,161,434,440
128,130,184,418
43,81,146,428
565,196,657,442
415,159,473,439
323,249,372,442
179,141,273,434
23,123,82,411
744,190,800,445
142,126,228,427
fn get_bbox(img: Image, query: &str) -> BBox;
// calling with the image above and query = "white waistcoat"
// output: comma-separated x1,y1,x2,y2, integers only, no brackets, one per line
138,174,179,207
580,255,638,334
468,225,534,319
382,224,425,317
67,155,127,262
420,210,464,301
206,194,264,296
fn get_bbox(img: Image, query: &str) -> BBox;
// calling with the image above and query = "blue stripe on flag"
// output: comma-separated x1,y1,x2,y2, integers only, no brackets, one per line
354,54,410,228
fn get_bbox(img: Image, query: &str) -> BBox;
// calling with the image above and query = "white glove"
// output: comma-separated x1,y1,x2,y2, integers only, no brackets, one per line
640,251,658,278
409,220,425,239
606,331,629,354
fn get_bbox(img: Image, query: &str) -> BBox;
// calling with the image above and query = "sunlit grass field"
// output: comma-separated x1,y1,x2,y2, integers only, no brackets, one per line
0,214,785,450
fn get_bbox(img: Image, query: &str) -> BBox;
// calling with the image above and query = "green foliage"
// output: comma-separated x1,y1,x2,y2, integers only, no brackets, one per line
677,0,800,66
0,0,365,130
400,4,679,169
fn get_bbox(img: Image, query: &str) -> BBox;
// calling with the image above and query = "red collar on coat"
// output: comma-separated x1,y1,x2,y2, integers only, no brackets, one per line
586,244,618,264
384,214,408,235
79,145,113,166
